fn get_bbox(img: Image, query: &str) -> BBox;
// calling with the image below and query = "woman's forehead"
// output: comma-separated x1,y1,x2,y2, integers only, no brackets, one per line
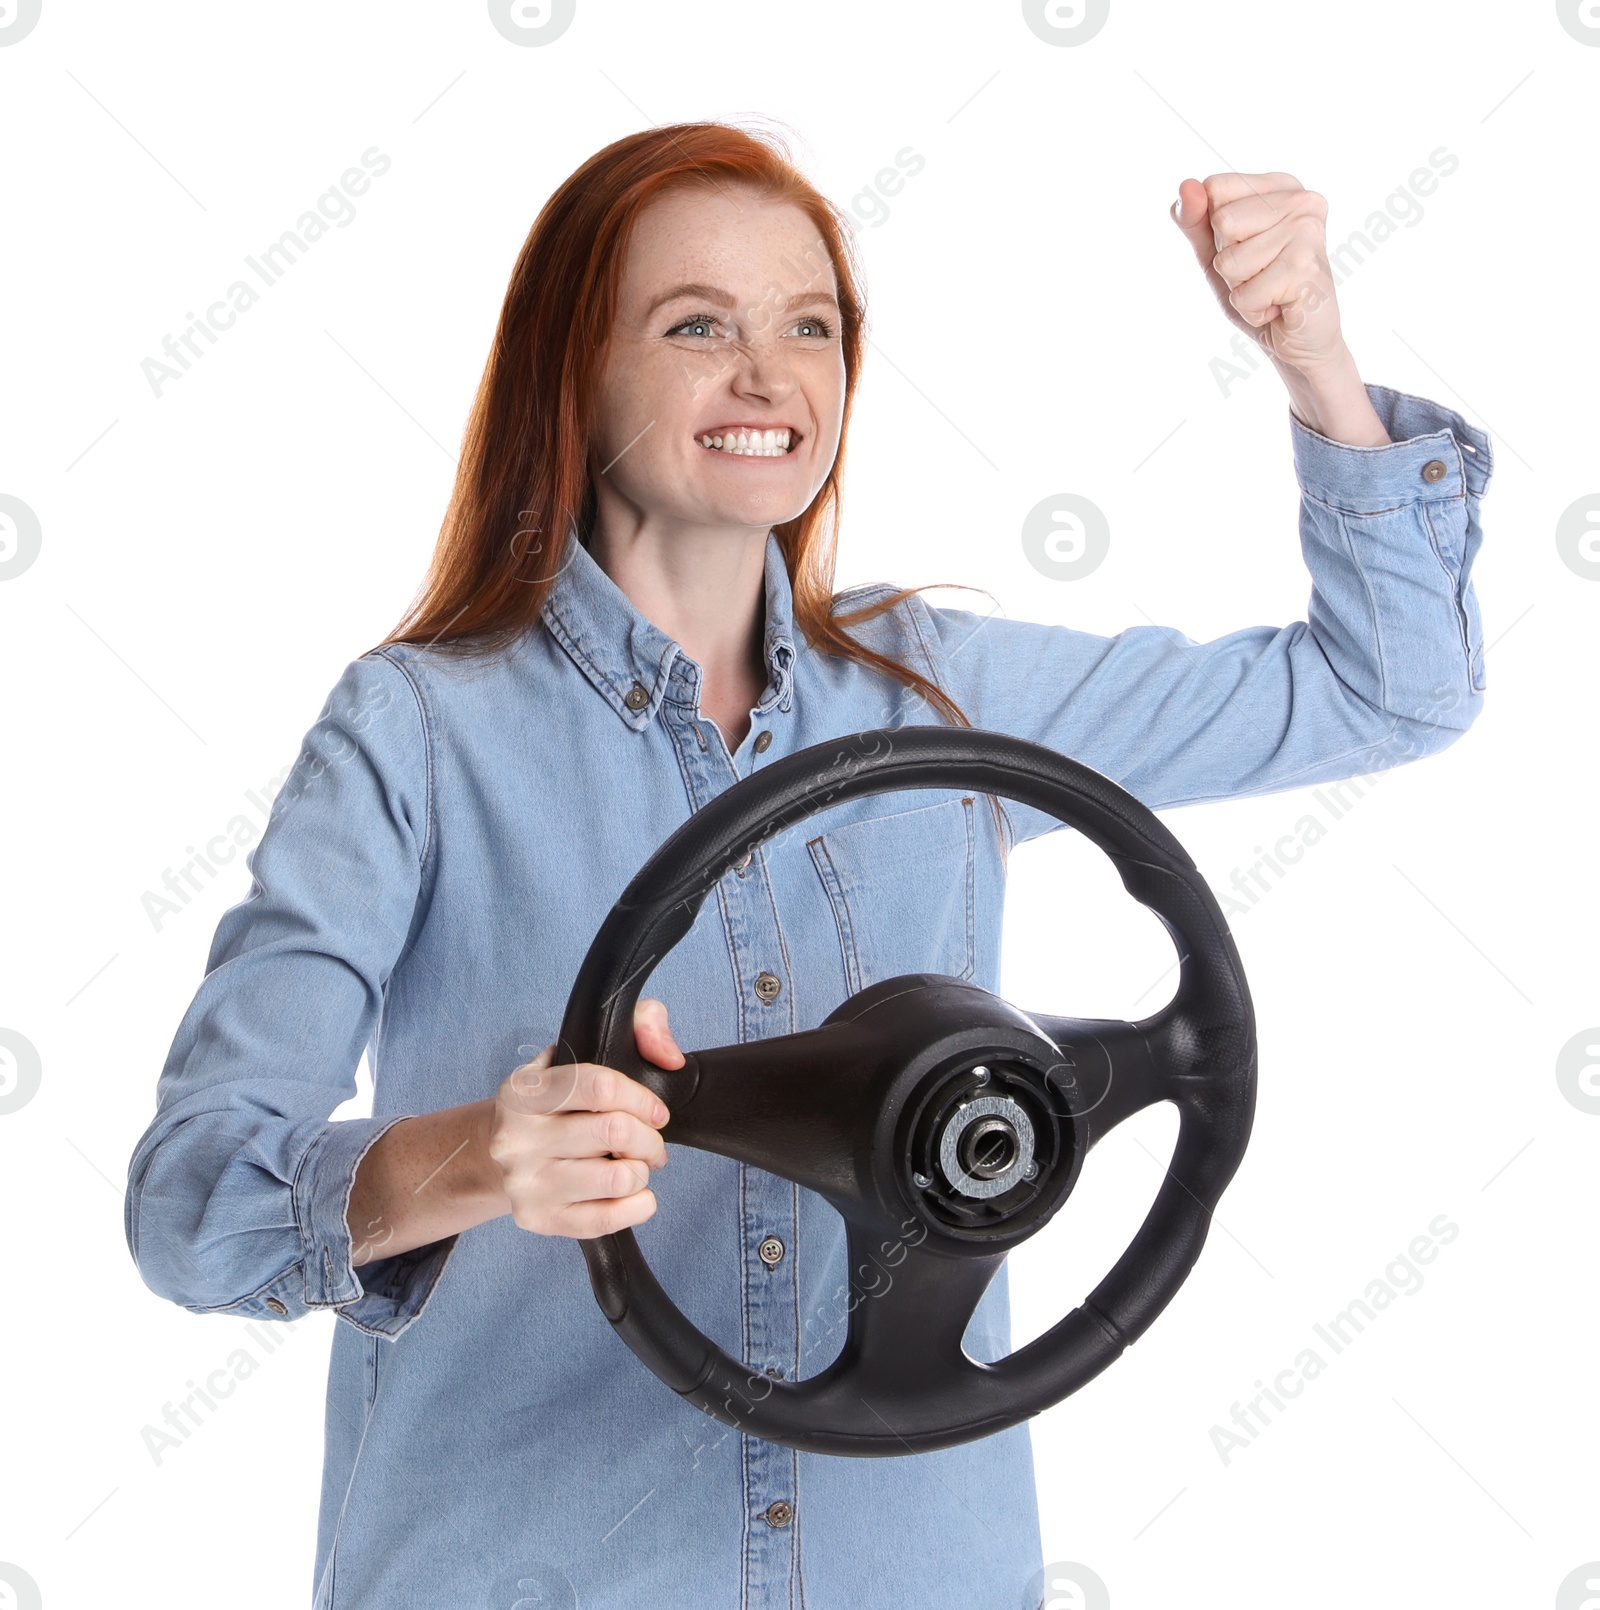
621,189,834,301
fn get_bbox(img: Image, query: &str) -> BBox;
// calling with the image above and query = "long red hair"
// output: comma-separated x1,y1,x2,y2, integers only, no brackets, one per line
374,119,1010,862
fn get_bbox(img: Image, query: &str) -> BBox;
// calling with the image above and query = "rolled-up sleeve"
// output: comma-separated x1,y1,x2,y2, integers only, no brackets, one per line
123,648,455,1339
909,382,1492,841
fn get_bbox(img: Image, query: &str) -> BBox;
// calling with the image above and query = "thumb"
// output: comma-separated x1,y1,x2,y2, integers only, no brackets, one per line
1170,177,1218,264
1172,177,1247,324
635,997,685,1068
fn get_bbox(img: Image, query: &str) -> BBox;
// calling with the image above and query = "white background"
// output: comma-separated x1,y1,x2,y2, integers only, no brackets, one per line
1,2,1594,1607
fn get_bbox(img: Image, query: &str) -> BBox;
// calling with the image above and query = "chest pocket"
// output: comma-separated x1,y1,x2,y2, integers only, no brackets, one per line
806,794,977,997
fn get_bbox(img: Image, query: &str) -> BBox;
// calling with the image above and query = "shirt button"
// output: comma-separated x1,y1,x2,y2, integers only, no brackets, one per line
763,1500,794,1528
265,1297,287,1315
735,852,752,878
764,1365,785,1379
753,729,773,753
758,1235,785,1267
754,970,782,1003
624,681,650,710
1420,459,1448,483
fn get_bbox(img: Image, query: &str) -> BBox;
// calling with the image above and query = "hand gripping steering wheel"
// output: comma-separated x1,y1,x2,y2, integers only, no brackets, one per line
555,727,1256,1458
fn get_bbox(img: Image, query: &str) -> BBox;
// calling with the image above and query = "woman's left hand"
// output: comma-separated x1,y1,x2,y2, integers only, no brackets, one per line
1170,172,1347,379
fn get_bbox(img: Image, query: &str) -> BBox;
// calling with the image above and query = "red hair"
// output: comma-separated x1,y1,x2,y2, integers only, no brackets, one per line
375,119,1010,862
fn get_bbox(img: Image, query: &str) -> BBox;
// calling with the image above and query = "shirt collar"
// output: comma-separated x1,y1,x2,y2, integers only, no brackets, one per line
539,524,797,730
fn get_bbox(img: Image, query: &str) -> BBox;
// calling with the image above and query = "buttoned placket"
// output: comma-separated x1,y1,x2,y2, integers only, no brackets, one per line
661,643,804,1601
543,530,808,1599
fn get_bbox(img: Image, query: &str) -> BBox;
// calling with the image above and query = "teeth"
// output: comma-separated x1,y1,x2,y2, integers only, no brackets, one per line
698,428,794,457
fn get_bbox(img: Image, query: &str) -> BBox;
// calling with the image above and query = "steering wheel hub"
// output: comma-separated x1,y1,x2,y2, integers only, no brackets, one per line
897,1046,1075,1234
947,1099,1030,1189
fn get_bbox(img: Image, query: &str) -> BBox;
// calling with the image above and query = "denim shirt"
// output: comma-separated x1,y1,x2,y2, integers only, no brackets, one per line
124,383,1491,1610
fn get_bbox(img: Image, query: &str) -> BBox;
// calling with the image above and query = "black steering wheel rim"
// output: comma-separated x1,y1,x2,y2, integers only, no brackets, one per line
555,726,1257,1457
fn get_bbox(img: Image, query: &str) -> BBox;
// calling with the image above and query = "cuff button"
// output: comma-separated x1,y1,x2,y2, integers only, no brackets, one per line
1421,459,1448,483
265,1297,288,1314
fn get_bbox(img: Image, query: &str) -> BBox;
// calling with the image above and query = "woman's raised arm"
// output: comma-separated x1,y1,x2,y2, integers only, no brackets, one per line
904,380,1492,845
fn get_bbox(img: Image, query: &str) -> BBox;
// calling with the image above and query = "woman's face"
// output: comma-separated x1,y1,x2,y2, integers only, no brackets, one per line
589,185,846,539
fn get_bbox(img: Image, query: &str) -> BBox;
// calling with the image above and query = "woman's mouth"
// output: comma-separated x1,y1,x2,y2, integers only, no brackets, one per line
696,427,799,458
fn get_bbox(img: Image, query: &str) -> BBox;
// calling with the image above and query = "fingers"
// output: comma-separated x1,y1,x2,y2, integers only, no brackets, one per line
489,1037,676,1241
1210,215,1326,327
1204,178,1325,251
542,1153,654,1202
493,1075,668,1168
544,1105,668,1170
499,1152,660,1239
496,1148,661,1238
1173,174,1316,236
501,1047,671,1126
1210,213,1321,288
545,1183,659,1240
1197,171,1305,217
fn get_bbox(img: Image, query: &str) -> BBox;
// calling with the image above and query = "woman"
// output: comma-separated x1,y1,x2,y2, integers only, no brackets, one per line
124,122,1491,1609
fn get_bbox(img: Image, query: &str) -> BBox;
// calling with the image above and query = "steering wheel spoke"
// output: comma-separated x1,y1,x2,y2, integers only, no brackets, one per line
722,1225,1008,1448
1024,1011,1177,1152
827,1223,1005,1399
650,1018,890,1224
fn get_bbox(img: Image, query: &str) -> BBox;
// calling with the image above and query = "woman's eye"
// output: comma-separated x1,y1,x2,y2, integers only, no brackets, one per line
666,313,836,340
667,314,720,339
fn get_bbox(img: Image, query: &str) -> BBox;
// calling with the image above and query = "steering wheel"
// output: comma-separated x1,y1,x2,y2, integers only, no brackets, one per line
555,726,1256,1458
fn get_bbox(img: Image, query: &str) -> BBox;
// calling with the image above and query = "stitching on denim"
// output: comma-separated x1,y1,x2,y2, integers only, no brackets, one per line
319,1357,385,1610
1327,499,1391,716
541,598,635,720
809,798,974,986
1421,499,1474,667
1300,483,1464,520
739,1160,753,1369
184,1263,304,1318
786,1432,801,1609
712,876,749,1047
902,590,944,689
372,647,436,878
739,1305,753,1610
959,797,977,982
337,1113,418,1300
807,837,861,997
788,1178,807,1610
764,854,800,1038
901,596,1023,847
787,1180,801,1385
666,707,714,815
289,1119,333,1285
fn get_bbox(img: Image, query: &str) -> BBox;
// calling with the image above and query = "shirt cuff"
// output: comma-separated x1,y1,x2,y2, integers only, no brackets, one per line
278,1114,458,1339
1289,381,1494,505
1290,381,1492,705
